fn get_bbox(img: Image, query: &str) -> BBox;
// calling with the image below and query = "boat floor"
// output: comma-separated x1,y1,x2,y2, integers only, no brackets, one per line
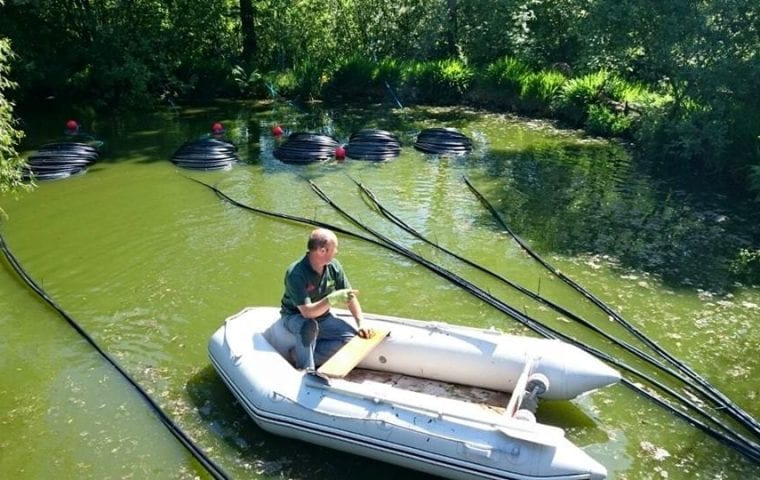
344,368,510,415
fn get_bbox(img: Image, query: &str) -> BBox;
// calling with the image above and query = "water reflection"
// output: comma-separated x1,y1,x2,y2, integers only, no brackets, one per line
477,138,758,293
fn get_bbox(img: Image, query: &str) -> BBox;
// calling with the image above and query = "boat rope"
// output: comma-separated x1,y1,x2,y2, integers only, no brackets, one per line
0,228,231,480
187,177,760,464
349,175,760,439
462,175,760,438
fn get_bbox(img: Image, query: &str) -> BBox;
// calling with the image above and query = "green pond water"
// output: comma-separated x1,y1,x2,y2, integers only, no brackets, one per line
1,101,759,479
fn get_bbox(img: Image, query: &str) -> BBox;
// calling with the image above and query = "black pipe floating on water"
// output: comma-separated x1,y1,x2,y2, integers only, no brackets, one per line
350,177,697,374
462,175,760,439
23,142,101,181
171,138,239,171
349,176,760,448
414,127,472,155
273,132,339,164
346,129,401,161
0,229,231,480
305,179,760,464
188,177,760,464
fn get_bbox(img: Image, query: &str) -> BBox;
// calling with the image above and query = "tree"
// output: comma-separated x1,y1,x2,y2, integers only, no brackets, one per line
240,0,257,65
0,22,28,199
446,0,458,57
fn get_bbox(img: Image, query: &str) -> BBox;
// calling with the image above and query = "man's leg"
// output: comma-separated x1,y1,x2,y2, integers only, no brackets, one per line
314,314,357,367
283,314,318,370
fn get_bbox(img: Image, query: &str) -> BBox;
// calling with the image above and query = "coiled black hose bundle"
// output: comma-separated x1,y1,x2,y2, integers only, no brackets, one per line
273,132,339,163
346,129,401,161
170,138,238,170
414,128,472,155
23,142,100,180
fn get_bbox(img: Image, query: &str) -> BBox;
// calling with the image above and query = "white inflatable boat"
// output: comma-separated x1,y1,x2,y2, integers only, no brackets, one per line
208,307,620,480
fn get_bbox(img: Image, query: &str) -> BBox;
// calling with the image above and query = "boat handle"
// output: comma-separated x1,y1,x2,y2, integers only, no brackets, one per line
460,441,492,459
223,319,244,364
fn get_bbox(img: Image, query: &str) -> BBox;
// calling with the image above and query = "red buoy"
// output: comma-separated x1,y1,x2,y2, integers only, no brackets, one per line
271,124,284,136
65,119,79,133
211,122,224,133
335,145,346,160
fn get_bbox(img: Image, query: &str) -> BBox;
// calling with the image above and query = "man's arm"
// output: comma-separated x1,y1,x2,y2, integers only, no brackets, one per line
347,295,374,339
297,288,357,319
347,295,363,328
297,296,332,319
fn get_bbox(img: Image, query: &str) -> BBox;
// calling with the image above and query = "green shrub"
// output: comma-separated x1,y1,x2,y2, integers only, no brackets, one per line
554,70,609,125
292,59,327,101
730,248,760,285
376,58,403,88
324,55,381,100
265,70,298,98
519,69,567,114
402,59,473,105
1,37,28,195
436,59,474,101
634,98,730,176
482,56,531,103
232,65,265,97
585,104,634,137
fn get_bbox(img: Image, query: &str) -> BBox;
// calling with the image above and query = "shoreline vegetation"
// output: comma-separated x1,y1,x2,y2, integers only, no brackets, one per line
1,0,758,281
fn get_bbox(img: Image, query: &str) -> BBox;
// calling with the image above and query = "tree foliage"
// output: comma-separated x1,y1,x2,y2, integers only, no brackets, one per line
0,11,27,197
0,0,757,199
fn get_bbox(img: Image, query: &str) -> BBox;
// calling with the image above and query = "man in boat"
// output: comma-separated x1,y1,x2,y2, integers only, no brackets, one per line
274,228,373,371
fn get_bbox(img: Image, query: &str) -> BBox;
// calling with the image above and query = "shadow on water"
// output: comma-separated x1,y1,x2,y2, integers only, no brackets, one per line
476,139,760,294
538,400,611,446
186,365,430,480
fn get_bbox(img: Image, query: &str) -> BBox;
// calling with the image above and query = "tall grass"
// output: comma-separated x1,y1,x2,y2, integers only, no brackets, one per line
520,69,567,114
324,56,405,103
402,59,473,104
292,59,327,100
325,55,380,100
485,56,531,94
554,70,610,125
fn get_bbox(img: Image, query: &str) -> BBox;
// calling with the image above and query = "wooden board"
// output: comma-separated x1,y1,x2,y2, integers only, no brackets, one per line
318,328,390,378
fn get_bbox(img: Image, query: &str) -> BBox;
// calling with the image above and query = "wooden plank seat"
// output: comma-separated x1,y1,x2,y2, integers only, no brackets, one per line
318,327,391,378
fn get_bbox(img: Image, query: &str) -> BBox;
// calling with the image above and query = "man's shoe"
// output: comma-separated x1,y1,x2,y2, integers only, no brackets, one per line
304,368,331,386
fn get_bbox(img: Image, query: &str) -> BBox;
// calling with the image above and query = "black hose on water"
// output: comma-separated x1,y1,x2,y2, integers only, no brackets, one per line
304,179,760,462
0,228,230,480
463,175,760,438
350,176,760,439
350,177,700,376
188,178,760,464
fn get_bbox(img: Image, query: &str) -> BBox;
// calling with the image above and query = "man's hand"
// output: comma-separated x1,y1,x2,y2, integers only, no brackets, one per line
357,327,375,339
326,288,358,306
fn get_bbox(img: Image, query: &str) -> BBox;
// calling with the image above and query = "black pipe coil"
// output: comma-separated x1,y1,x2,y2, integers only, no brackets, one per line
273,132,339,164
346,129,401,161
414,127,472,155
23,142,101,181
171,138,238,170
